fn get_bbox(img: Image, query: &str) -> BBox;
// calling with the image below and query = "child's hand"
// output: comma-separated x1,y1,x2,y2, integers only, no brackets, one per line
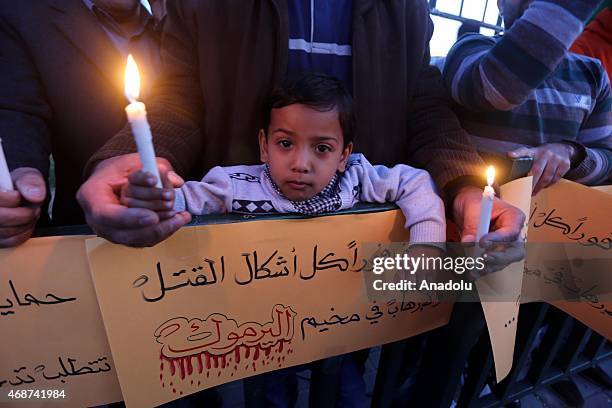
120,170,176,220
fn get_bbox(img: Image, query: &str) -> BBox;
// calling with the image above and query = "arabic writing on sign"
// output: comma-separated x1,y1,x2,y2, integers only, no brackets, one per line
0,356,112,388
155,305,296,396
524,266,612,317
0,280,76,317
133,257,225,303
134,241,369,302
237,241,367,284
300,294,440,340
529,205,611,249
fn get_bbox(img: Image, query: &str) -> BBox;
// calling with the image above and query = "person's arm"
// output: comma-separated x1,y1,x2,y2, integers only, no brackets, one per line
344,155,445,244
173,166,233,215
405,3,525,244
444,0,602,112
508,63,612,192
568,66,612,184
0,13,51,181
0,13,50,247
404,4,485,196
77,0,203,246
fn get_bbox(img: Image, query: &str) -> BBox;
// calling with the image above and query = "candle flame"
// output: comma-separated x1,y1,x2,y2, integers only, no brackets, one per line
124,54,140,103
486,165,495,186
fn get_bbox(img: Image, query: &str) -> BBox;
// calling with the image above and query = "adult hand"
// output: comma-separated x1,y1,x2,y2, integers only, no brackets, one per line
508,143,577,195
467,240,526,281
76,154,191,247
453,186,525,245
0,167,46,248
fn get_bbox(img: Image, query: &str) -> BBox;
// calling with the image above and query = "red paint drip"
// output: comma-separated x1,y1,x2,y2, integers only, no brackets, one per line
168,358,176,376
160,325,296,389
197,354,203,374
253,346,260,361
178,358,186,380
186,356,193,376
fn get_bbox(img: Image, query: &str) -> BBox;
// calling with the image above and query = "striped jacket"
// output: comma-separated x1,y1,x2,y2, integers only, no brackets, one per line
444,0,611,185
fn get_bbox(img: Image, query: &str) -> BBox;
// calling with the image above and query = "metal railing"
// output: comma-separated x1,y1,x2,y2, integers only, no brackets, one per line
428,0,504,33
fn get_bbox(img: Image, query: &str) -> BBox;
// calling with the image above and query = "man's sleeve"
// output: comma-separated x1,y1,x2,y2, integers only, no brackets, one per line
0,14,52,178
568,67,612,184
86,0,204,177
405,5,485,201
444,0,601,112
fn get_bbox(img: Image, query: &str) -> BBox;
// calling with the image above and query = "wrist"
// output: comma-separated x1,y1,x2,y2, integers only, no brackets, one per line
558,140,587,168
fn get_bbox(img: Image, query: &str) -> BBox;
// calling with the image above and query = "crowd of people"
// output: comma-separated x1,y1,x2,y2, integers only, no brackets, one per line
0,0,610,406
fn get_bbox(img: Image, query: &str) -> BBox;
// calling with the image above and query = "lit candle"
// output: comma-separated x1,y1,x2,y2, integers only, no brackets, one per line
476,166,496,242
0,138,14,192
124,54,162,188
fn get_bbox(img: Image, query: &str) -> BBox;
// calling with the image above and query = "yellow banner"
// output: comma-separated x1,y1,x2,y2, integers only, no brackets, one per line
86,210,452,408
0,236,122,407
526,180,612,340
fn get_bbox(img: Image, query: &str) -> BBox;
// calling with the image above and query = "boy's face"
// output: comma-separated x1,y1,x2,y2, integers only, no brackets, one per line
259,104,352,201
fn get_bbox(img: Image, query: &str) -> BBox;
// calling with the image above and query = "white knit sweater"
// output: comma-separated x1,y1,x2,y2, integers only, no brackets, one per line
174,154,446,243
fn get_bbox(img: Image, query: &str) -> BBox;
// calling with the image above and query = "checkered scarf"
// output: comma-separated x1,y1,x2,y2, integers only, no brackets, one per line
264,165,342,215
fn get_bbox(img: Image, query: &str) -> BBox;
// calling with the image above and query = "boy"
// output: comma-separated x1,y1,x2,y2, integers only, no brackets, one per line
121,72,445,406
121,73,445,244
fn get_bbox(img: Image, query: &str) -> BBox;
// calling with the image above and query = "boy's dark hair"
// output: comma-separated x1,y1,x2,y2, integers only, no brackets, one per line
263,72,355,147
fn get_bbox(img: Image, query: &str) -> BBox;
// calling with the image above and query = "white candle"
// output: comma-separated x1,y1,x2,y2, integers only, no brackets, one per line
124,54,162,188
476,166,496,242
0,138,14,192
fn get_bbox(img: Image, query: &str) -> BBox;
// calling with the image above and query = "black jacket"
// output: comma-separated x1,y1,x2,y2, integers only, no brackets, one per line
0,0,159,226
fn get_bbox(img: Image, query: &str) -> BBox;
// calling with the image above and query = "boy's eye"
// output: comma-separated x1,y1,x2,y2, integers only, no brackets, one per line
278,140,292,148
316,144,332,153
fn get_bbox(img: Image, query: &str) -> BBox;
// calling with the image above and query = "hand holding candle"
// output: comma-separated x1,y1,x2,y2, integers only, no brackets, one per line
476,165,496,243
124,54,162,188
0,138,14,192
